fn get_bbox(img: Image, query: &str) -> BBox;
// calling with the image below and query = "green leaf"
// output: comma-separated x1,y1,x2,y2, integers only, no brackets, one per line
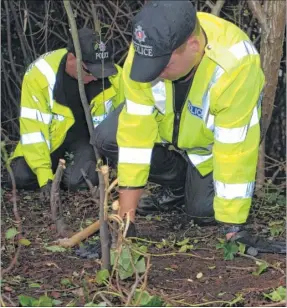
111,244,146,280
52,299,63,306
224,242,238,260
268,221,284,237
178,244,188,253
19,238,31,246
252,261,268,276
18,295,35,307
5,227,19,240
29,282,41,288
176,238,190,246
133,290,163,307
96,269,110,285
145,215,152,221
264,286,286,302
238,242,246,254
44,245,66,253
216,240,239,260
37,295,53,307
60,278,71,286
135,257,146,273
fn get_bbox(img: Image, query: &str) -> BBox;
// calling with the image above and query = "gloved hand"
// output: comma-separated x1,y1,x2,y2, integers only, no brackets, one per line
40,180,52,202
230,230,286,256
75,222,137,259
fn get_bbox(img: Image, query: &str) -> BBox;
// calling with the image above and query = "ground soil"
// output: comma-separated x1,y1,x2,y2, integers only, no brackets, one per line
1,187,286,307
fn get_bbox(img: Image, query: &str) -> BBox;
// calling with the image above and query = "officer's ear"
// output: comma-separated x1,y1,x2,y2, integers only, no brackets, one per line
186,35,200,54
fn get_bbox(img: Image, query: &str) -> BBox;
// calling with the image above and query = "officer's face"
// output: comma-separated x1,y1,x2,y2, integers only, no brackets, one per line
159,36,202,81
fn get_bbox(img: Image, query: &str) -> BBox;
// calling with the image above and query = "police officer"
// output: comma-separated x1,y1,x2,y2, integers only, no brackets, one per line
93,1,285,254
9,27,124,200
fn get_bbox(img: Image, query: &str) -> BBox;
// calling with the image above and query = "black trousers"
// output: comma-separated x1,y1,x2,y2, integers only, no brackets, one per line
10,139,98,191
92,105,214,220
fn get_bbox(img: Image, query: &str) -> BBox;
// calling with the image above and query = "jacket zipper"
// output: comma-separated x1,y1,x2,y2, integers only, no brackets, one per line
172,80,193,147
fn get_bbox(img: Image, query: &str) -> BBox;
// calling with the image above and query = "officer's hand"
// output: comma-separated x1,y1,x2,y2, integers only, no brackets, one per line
40,180,52,202
230,230,286,256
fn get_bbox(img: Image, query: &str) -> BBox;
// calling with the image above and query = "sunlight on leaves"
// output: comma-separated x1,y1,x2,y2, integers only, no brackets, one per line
252,261,268,276
263,286,286,302
176,238,190,246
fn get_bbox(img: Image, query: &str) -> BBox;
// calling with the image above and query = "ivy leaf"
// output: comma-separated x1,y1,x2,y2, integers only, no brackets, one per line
133,290,163,307
135,258,146,273
264,286,286,302
19,238,31,246
18,295,35,307
37,295,53,307
95,269,110,285
5,227,19,240
216,241,239,260
252,261,268,276
224,242,239,260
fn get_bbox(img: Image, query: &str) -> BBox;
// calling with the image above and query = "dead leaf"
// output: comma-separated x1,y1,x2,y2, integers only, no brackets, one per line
71,287,84,297
45,262,61,270
4,286,14,293
51,291,61,299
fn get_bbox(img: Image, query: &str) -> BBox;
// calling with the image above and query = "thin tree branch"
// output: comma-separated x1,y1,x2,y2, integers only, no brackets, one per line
247,1,268,33
63,0,110,270
211,0,225,16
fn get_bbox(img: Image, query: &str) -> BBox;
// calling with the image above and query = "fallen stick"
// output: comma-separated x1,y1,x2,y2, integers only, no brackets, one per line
58,220,100,248
57,214,123,248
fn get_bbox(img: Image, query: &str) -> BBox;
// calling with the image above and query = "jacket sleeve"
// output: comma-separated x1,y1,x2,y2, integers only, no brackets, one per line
211,60,265,224
19,76,53,187
116,46,158,188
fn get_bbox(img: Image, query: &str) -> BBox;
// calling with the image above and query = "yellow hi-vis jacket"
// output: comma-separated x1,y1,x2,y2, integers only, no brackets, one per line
117,12,265,224
11,48,124,188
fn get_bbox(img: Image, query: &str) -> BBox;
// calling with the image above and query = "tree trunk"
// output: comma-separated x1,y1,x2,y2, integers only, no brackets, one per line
248,0,286,191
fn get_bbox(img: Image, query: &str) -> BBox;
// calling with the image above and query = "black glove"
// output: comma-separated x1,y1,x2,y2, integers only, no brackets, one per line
75,222,137,259
230,230,286,256
40,180,52,202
